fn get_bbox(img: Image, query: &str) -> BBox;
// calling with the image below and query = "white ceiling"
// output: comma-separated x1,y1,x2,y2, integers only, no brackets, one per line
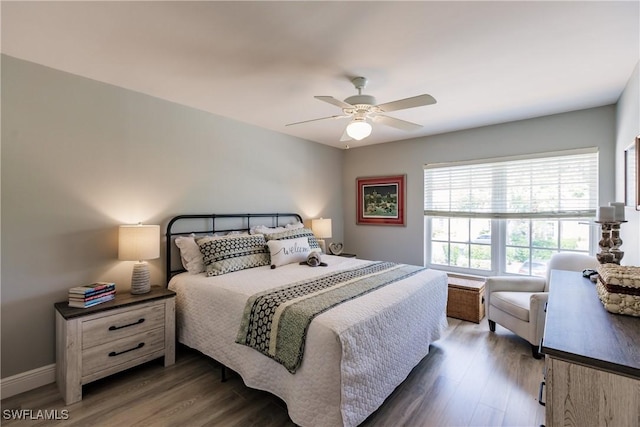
2,1,639,149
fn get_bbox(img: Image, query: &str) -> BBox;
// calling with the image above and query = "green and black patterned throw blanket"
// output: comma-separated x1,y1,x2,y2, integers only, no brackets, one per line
236,261,426,373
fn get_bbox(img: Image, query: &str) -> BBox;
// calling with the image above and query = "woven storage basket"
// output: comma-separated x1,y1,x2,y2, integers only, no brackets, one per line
597,264,640,317
446,278,485,323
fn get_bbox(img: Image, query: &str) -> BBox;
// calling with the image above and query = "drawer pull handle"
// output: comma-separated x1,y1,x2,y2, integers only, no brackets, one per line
109,318,145,331
538,380,546,406
108,342,144,357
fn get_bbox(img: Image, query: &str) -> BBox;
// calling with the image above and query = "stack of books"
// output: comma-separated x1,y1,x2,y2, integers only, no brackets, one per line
68,282,116,308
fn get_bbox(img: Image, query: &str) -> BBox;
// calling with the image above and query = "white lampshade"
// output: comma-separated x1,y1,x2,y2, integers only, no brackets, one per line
118,224,160,261
311,218,332,239
118,224,160,295
311,218,332,254
346,120,372,141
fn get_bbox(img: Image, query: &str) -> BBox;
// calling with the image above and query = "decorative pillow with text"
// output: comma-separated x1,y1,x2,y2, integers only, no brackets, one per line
267,236,318,268
264,228,320,250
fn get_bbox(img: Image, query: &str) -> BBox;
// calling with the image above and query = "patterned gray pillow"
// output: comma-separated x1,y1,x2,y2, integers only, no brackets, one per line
198,234,269,276
263,228,320,250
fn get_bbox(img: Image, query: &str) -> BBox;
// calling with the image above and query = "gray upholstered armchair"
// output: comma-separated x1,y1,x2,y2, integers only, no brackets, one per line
486,252,599,358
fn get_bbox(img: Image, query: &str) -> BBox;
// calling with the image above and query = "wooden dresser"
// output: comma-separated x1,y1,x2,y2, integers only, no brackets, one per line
541,270,640,426
55,286,175,404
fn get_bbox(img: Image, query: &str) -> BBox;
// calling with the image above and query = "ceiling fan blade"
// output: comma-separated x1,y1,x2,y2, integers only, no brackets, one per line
339,127,352,142
285,115,348,127
372,114,423,131
315,96,354,109
376,94,436,113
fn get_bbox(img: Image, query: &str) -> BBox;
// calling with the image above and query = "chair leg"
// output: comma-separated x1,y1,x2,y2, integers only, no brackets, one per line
488,319,496,332
531,344,542,359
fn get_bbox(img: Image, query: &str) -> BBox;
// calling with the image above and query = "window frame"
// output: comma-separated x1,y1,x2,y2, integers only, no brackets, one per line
423,149,598,277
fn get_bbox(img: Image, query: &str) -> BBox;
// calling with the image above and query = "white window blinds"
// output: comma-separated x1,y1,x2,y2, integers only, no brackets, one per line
424,148,598,219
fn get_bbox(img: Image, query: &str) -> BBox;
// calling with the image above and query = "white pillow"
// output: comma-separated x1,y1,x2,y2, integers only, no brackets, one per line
250,222,304,235
285,222,305,230
175,235,204,274
267,236,317,268
175,232,244,274
250,225,285,235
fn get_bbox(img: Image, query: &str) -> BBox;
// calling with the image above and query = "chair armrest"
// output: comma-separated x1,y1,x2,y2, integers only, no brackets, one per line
485,276,546,293
530,292,550,346
485,276,546,325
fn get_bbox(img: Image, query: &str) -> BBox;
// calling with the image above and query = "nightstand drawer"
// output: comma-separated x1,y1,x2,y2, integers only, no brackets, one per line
56,287,176,404
82,327,165,377
82,303,165,349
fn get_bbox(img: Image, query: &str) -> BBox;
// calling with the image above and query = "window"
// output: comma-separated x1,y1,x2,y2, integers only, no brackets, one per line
424,148,598,276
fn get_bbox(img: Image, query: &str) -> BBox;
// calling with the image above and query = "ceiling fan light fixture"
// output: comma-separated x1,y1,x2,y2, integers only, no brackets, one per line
346,120,372,141
287,76,436,144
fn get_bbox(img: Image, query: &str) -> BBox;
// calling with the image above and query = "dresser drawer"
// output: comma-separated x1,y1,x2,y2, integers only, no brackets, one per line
82,327,165,377
82,303,165,349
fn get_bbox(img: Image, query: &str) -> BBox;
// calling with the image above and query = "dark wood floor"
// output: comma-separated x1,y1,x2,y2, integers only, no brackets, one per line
2,318,545,426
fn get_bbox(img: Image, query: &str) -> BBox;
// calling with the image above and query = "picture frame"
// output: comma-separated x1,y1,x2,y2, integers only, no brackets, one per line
624,136,639,210
356,174,406,226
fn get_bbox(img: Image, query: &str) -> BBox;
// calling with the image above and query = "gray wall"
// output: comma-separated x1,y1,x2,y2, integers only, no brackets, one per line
615,61,640,265
2,53,637,382
1,55,344,378
343,106,617,265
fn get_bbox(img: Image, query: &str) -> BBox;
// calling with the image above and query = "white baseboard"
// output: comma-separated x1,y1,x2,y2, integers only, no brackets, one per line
1,364,56,399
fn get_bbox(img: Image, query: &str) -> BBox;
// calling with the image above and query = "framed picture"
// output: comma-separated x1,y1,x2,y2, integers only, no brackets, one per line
624,136,639,210
356,175,406,226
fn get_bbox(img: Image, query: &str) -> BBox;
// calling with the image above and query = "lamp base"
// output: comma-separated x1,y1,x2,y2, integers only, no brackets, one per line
130,261,151,294
317,239,326,254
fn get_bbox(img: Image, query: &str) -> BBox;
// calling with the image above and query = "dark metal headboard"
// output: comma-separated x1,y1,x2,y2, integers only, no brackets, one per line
165,213,304,285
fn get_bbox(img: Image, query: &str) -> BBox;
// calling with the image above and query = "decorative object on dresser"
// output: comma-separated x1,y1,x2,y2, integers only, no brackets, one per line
68,282,116,308
486,252,599,359
356,174,406,226
596,264,640,317
118,223,160,294
541,270,640,426
595,203,627,264
328,242,344,255
311,217,332,253
446,277,485,323
55,286,175,405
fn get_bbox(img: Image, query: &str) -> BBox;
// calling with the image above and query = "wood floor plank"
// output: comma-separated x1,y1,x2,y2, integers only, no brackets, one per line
477,327,531,414
468,402,505,427
501,354,546,427
440,325,512,426
2,318,545,427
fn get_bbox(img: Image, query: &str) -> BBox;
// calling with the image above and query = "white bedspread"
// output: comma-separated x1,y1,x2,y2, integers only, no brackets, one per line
169,256,448,427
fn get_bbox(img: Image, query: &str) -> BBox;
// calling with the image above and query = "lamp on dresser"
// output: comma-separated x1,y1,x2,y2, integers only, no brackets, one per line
311,218,332,253
118,223,160,294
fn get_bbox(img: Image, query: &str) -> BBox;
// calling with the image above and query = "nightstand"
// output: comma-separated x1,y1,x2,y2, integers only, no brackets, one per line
55,286,175,405
336,253,356,258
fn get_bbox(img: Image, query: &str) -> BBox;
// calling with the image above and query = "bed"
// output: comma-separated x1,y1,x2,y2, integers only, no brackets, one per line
166,213,448,427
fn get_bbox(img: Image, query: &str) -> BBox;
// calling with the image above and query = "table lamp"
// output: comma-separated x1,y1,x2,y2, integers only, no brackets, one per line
311,218,332,253
118,224,160,294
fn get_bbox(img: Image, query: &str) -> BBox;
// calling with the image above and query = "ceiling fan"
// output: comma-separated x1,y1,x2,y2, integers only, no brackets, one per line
286,77,437,142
